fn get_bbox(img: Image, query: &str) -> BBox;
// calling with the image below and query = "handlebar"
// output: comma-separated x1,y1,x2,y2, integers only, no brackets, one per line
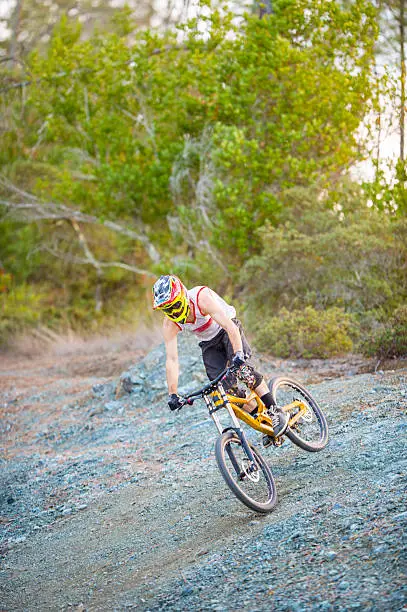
178,364,238,409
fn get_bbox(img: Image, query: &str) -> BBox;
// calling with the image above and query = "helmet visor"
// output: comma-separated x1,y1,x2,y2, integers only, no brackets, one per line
161,299,184,314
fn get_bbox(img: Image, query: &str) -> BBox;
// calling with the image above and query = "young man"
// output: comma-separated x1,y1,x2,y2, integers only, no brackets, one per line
152,275,289,442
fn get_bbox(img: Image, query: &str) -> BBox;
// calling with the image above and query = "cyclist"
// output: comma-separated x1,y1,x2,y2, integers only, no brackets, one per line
152,274,288,442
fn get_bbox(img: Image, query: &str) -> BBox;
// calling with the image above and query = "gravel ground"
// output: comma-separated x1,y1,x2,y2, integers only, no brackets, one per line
0,336,406,611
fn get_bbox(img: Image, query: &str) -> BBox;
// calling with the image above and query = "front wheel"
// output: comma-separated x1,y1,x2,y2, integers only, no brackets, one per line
215,431,278,513
269,376,329,452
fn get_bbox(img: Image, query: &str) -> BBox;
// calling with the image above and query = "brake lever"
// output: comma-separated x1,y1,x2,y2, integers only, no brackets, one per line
177,397,194,411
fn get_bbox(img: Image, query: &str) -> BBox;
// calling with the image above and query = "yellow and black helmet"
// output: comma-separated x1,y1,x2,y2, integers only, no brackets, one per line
152,275,190,324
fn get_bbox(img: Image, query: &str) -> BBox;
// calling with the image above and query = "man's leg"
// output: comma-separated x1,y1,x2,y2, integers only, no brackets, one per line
224,320,289,438
199,330,250,405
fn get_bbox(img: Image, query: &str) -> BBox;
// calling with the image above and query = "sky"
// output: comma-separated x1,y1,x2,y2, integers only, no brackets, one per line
0,0,12,40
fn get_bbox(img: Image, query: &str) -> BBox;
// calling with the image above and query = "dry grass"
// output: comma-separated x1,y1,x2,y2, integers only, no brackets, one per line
5,324,162,358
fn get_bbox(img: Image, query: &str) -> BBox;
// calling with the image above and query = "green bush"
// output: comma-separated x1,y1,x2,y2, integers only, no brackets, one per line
253,306,356,359
0,284,45,344
361,306,407,359
243,185,407,321
0,275,150,347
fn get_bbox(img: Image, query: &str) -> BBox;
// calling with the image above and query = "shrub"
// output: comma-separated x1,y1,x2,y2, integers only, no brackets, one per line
361,306,407,359
253,306,356,359
243,185,407,320
0,284,45,344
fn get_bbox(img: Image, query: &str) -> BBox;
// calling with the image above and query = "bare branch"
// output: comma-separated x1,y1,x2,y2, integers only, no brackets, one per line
0,175,161,263
169,129,231,276
84,86,90,122
96,261,156,276
70,218,102,274
70,218,103,311
120,104,158,158
39,245,156,278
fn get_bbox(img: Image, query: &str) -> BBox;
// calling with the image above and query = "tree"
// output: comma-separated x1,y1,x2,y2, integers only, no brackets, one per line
377,0,406,161
0,0,195,63
242,183,407,356
365,0,407,216
0,0,382,338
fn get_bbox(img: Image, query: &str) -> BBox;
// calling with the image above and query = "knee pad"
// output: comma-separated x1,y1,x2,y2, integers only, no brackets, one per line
237,364,263,390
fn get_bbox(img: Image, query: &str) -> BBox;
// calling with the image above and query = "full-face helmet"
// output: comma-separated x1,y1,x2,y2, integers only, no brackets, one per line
152,275,190,323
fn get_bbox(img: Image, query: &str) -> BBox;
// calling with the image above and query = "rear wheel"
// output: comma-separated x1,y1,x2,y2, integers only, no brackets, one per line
269,376,328,452
215,431,278,513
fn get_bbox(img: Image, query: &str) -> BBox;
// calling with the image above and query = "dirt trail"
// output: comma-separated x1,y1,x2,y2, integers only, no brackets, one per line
4,480,251,609
3,447,328,612
0,347,406,611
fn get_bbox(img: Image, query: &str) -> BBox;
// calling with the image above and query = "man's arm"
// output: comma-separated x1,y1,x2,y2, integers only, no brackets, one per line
198,288,243,353
162,318,180,394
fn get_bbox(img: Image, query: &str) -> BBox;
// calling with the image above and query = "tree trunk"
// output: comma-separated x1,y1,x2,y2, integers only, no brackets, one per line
8,0,24,65
400,0,406,161
259,0,273,18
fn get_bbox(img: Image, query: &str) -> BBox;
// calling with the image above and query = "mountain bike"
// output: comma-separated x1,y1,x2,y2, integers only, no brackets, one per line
179,365,328,513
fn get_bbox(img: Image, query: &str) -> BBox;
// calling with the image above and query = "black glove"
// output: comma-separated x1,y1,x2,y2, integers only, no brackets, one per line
168,393,184,411
232,350,245,368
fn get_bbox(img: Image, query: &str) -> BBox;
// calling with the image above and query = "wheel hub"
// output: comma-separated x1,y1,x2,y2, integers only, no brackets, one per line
241,459,260,482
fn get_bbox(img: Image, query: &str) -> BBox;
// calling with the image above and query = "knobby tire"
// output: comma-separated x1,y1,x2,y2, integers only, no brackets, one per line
269,376,329,452
215,431,278,513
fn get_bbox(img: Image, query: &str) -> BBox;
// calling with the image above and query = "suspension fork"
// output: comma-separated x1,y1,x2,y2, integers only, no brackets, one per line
205,385,259,474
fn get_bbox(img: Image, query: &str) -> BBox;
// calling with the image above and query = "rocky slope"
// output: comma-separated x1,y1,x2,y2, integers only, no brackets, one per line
0,336,406,611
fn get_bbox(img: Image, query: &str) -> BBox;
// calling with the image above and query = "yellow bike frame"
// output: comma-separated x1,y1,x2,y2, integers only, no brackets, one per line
211,391,308,438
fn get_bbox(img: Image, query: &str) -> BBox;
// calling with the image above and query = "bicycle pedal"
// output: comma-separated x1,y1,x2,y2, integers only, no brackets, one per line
272,436,285,447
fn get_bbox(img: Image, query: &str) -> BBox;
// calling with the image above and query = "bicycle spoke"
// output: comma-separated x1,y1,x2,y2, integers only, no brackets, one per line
270,377,328,452
216,432,277,512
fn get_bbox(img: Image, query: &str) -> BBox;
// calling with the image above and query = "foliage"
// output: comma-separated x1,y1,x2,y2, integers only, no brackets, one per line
0,218,44,282
2,0,401,357
0,283,45,342
2,1,378,262
0,275,151,347
0,0,172,60
363,159,407,216
253,306,355,359
243,183,407,319
361,305,407,359
242,182,407,357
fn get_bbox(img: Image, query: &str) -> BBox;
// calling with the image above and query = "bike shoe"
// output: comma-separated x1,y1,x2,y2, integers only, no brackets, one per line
270,409,289,438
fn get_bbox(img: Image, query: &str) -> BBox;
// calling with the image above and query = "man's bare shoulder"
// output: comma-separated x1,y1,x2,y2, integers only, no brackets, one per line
197,286,217,313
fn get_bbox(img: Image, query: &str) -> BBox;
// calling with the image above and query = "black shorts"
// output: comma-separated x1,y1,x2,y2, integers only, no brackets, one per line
199,319,262,389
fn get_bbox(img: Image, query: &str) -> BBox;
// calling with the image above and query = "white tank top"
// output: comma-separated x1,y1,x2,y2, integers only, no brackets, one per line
176,286,236,341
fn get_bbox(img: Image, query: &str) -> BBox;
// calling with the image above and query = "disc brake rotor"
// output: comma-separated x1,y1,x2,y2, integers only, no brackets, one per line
241,459,260,482
293,398,313,423
301,405,313,423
